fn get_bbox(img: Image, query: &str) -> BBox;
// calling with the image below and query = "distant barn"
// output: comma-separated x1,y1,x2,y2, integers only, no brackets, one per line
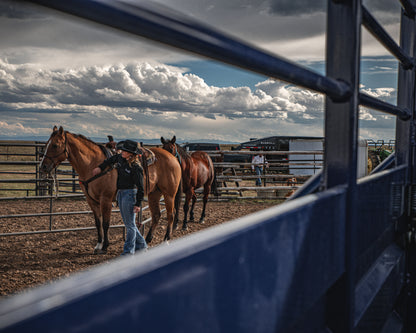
236,135,324,152
236,136,368,177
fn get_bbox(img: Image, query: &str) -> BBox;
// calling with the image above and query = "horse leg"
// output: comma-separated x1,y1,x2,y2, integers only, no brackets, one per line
100,201,113,253
163,195,175,241
92,210,104,254
199,184,211,224
145,190,162,243
189,188,197,222
173,181,182,231
182,190,192,230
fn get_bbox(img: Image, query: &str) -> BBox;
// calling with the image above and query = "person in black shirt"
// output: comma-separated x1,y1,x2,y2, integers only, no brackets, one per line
92,140,147,255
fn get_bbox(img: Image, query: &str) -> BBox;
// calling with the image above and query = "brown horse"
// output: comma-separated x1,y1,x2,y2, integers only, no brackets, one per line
40,126,181,253
161,136,216,230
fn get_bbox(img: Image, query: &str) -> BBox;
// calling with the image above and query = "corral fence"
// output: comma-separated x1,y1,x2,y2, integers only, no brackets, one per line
0,142,313,237
1,0,415,333
0,141,80,197
0,142,319,200
0,141,162,237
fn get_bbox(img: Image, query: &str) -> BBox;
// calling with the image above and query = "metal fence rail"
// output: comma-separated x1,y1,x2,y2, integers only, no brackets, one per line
0,1,414,333
0,147,322,200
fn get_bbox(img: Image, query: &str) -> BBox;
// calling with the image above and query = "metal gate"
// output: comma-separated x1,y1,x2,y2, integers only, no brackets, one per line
1,0,415,332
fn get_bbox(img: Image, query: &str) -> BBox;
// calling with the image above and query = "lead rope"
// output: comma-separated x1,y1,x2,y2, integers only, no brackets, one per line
79,165,116,205
175,144,182,165
52,171,58,198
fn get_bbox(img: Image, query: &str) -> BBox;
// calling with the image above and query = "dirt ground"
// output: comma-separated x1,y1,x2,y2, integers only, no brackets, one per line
0,197,279,297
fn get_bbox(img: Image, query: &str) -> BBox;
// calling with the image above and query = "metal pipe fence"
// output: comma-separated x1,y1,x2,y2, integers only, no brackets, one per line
0,196,161,238
0,144,309,237
0,144,322,199
0,0,414,332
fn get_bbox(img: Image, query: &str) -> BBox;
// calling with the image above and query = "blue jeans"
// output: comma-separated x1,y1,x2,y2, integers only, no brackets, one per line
117,189,147,254
254,166,263,186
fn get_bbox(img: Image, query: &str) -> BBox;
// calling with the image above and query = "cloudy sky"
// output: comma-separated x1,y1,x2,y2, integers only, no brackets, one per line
0,0,402,143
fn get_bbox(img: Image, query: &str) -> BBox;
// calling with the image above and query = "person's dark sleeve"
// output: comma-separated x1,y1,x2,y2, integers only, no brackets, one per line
98,154,119,171
133,165,144,206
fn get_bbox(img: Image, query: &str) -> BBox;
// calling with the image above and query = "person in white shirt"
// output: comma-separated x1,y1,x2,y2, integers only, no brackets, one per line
251,153,268,186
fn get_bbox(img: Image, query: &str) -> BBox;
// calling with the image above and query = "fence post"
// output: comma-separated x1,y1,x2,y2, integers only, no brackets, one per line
36,142,48,196
324,0,361,332
48,179,54,230
72,167,76,193
396,5,416,331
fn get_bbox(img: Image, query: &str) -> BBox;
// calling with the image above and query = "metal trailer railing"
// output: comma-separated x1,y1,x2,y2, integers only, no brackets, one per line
1,1,415,332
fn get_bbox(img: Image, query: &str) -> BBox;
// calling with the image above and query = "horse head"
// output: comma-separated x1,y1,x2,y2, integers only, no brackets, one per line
40,125,69,175
161,135,177,156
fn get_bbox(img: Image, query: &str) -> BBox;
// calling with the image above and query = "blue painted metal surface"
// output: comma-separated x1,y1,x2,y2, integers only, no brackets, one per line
370,152,395,174
1,190,346,332
400,0,416,17
354,244,404,331
287,171,322,200
362,5,414,69
1,0,415,332
324,1,361,331
359,93,411,120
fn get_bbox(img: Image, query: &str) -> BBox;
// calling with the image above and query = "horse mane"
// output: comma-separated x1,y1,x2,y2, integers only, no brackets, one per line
175,144,192,162
69,132,101,151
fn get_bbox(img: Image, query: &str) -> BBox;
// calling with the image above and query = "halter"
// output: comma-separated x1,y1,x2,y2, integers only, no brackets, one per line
40,131,70,171
174,144,181,164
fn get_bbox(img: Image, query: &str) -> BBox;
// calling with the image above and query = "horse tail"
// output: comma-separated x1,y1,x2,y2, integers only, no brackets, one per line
211,172,219,196
174,177,182,214
205,153,218,196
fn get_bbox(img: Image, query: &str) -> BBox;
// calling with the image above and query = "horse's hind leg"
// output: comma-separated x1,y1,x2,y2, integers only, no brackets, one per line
163,195,176,241
189,189,197,222
145,191,162,243
100,201,113,253
92,211,104,254
173,182,182,231
182,190,192,230
199,184,211,224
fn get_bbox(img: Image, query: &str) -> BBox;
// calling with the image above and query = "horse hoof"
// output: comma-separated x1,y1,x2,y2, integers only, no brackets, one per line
182,225,188,231
199,219,205,224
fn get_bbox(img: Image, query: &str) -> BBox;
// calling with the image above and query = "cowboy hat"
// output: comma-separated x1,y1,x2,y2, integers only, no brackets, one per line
117,140,140,155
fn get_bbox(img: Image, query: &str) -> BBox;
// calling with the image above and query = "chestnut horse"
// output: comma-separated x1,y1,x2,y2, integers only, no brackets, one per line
161,136,216,230
40,126,181,253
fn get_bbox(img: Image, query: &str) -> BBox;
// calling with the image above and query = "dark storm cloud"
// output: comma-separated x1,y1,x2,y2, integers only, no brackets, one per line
270,0,325,16
0,0,45,19
269,0,400,16
364,0,401,12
